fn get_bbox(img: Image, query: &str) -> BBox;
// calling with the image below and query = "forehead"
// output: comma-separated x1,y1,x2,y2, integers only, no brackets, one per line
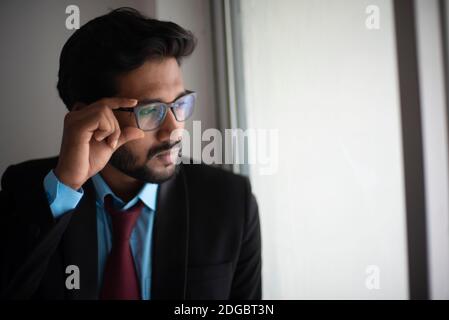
115,57,185,102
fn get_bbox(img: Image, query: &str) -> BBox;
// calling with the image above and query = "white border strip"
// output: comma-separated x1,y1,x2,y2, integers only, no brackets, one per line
415,0,449,300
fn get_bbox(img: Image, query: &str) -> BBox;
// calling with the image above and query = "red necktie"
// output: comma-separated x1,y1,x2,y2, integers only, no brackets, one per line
100,194,144,300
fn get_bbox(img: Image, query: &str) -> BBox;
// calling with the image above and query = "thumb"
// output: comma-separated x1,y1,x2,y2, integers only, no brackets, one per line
117,127,145,147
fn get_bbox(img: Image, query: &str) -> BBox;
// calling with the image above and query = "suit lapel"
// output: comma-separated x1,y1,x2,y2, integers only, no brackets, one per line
151,165,190,299
61,179,98,300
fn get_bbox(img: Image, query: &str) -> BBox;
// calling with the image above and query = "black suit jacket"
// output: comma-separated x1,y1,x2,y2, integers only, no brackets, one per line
0,157,261,300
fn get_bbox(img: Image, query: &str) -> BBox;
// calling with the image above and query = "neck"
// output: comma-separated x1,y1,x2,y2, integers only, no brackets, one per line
100,164,143,203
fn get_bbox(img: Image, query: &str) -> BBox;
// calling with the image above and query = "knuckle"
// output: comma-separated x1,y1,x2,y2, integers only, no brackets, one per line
97,97,109,105
63,112,76,130
63,112,71,123
105,107,114,118
99,104,109,114
95,107,109,121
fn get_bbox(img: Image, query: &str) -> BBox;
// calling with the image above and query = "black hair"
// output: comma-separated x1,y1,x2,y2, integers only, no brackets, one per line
57,7,196,110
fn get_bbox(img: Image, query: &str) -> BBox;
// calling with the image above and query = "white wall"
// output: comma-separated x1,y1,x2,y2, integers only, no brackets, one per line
240,0,409,299
0,0,156,176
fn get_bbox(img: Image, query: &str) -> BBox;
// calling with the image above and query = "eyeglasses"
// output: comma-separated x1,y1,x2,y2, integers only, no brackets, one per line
116,90,196,131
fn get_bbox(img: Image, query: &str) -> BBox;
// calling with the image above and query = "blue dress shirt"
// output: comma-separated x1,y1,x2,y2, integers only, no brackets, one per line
43,170,158,300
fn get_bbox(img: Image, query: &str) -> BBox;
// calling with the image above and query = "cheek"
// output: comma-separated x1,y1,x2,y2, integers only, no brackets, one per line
122,133,154,159
115,113,154,147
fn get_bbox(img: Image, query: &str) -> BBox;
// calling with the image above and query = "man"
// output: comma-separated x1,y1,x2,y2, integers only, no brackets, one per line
0,7,261,300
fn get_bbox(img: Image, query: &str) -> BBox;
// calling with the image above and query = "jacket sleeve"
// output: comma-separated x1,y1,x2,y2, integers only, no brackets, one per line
0,165,74,299
230,177,262,299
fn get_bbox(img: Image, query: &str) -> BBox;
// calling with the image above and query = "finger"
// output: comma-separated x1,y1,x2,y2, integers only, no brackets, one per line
103,107,116,141
107,116,121,149
74,98,136,126
94,107,117,142
96,97,138,110
93,113,114,142
93,129,111,142
117,126,145,147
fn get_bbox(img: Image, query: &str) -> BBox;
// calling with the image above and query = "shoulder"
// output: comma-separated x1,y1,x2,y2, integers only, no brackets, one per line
180,162,254,221
181,162,251,195
1,156,58,191
1,157,59,227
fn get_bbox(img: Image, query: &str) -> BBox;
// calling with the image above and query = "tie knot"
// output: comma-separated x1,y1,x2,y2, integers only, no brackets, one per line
104,194,144,242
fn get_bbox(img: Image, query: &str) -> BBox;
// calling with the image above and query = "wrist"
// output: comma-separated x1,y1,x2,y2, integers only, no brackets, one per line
53,166,82,191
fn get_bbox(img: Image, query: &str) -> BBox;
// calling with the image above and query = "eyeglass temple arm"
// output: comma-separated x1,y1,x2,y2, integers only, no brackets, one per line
115,107,135,112
115,91,196,112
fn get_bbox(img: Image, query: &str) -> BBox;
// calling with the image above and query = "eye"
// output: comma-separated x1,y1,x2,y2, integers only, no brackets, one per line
172,101,184,108
174,96,191,108
139,107,157,117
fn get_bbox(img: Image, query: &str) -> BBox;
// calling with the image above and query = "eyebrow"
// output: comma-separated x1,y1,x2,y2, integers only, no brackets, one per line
137,90,188,105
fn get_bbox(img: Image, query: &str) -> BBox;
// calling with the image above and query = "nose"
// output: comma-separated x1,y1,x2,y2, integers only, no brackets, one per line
156,108,182,141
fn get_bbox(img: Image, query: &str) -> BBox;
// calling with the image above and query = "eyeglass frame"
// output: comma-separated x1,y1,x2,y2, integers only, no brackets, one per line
115,90,196,131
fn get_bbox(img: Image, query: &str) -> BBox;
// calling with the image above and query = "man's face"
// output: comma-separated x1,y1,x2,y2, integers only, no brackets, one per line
109,57,186,183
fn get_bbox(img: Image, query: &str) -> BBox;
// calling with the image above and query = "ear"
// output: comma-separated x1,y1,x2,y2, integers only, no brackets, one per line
72,102,87,111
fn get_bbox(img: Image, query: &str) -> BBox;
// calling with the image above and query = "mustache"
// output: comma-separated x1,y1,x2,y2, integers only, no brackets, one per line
147,139,181,160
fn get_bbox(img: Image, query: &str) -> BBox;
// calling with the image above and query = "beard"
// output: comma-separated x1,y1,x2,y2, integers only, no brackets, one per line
108,140,182,184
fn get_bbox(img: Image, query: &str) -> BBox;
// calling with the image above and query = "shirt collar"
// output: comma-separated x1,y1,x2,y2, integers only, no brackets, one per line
91,173,158,211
